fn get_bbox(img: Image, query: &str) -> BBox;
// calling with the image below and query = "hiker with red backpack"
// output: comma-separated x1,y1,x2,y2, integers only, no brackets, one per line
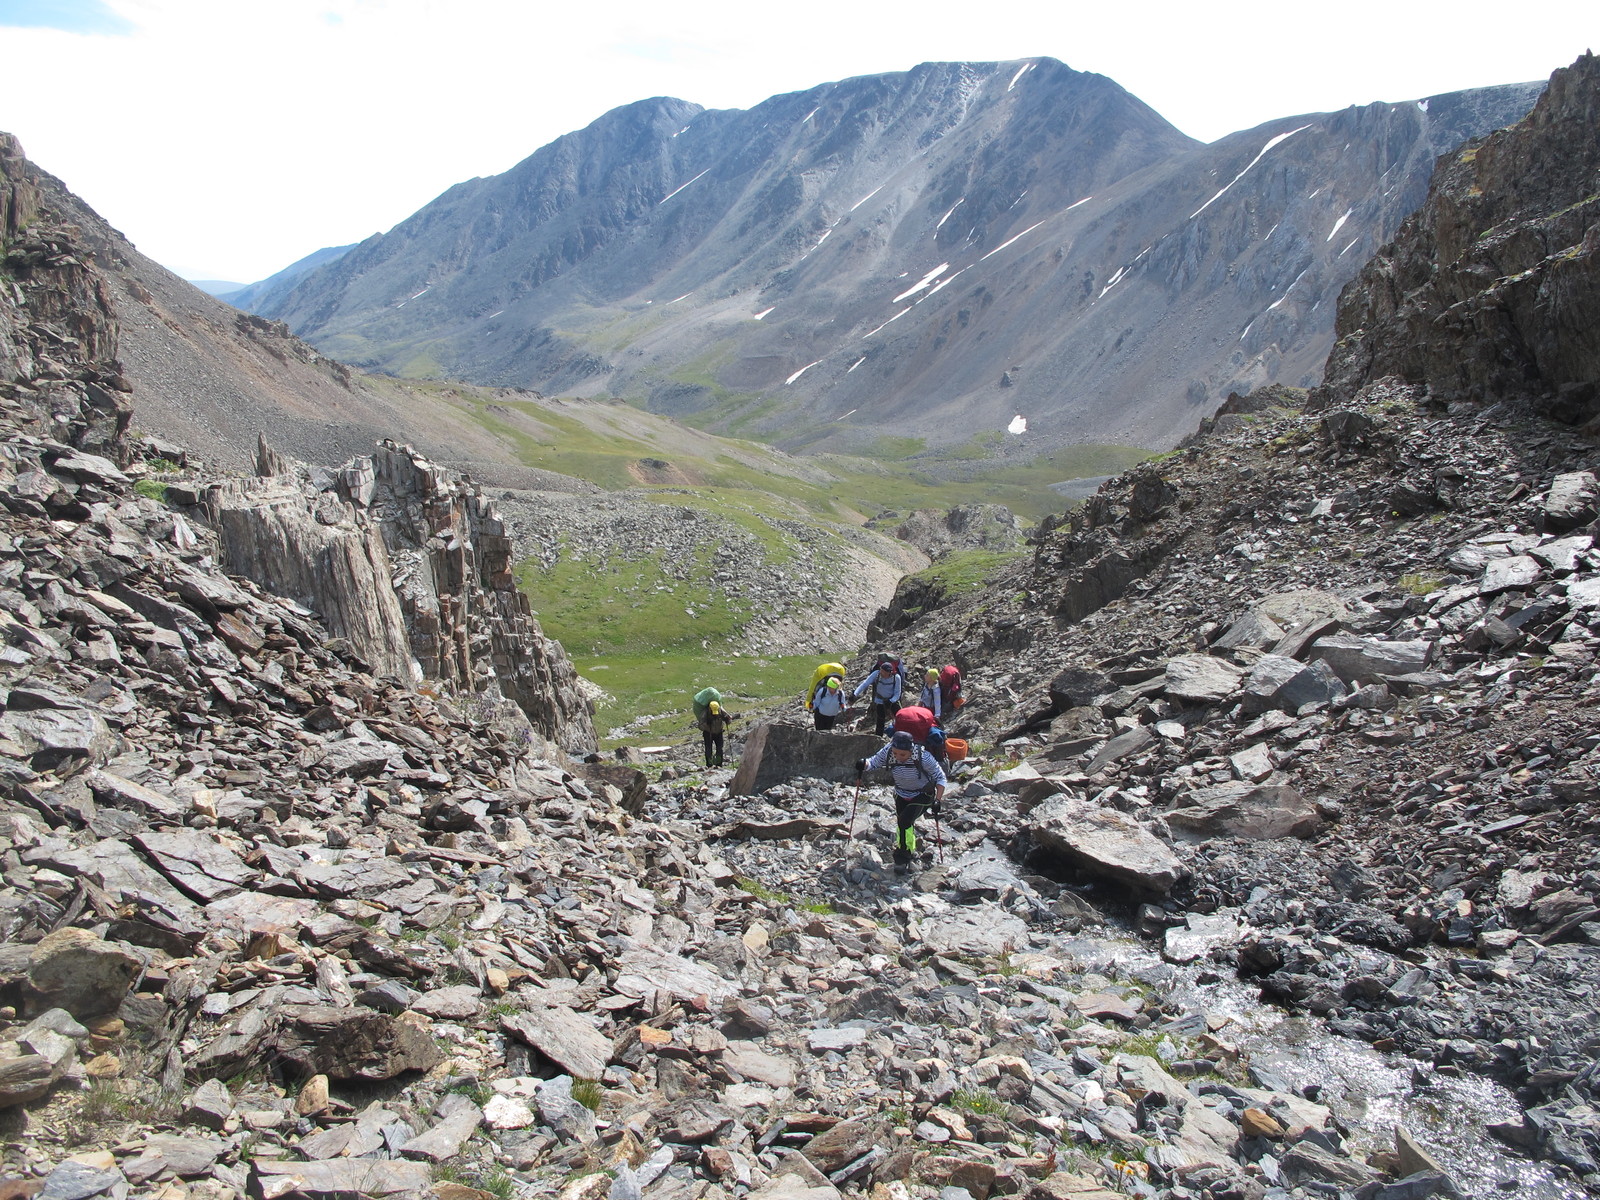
856,730,948,871
853,657,904,735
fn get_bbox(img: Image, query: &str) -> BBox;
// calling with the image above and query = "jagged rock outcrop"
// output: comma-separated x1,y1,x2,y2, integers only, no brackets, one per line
1318,52,1600,422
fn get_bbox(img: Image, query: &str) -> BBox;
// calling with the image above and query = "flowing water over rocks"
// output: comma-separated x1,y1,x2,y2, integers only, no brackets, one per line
677,764,1584,1198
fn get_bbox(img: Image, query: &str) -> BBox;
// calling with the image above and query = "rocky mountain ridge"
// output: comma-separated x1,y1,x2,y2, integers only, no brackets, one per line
238,59,1542,455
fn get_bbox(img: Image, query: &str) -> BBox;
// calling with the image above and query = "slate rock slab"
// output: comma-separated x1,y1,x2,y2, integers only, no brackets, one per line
1028,796,1186,895
501,1007,612,1080
253,1159,433,1200
614,945,737,1003
728,722,883,796
134,828,259,903
1164,783,1323,842
1164,655,1246,704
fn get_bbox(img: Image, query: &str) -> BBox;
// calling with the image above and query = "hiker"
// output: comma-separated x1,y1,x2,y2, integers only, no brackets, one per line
853,659,904,735
917,667,942,719
810,674,850,731
856,730,948,870
699,700,735,767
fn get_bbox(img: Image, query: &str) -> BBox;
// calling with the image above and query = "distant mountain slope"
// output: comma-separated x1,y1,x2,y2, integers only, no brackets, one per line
244,58,1542,453
220,242,357,311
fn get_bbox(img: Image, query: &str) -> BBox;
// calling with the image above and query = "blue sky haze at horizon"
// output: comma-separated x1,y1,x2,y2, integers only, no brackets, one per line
0,0,1594,283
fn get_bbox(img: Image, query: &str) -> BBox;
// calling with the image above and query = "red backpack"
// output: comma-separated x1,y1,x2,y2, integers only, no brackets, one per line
893,706,936,743
939,664,964,711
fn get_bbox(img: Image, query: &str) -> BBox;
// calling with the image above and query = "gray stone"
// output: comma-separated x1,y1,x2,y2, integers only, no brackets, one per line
533,1075,598,1144
27,927,141,1018
1241,654,1348,715
807,1028,868,1052
36,1161,123,1200
1028,795,1186,895
1478,554,1542,594
357,980,421,1013
135,828,260,902
1544,470,1599,530
724,1041,798,1087
0,705,118,769
1081,725,1155,776
399,1092,483,1161
614,945,738,1003
410,984,482,1020
502,1006,613,1079
271,1004,444,1081
1165,783,1323,842
1164,655,1246,704
1309,634,1432,683
253,1159,434,1199
728,722,883,796
918,908,1030,957
0,1052,53,1107
1213,609,1285,651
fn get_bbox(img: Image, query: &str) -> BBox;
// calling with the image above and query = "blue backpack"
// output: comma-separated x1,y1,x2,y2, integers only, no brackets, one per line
925,726,948,761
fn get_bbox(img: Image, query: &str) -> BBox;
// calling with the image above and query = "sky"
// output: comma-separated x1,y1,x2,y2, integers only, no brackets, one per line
0,0,1594,284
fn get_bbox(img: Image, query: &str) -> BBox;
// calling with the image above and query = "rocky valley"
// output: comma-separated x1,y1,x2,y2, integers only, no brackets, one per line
0,44,1596,1200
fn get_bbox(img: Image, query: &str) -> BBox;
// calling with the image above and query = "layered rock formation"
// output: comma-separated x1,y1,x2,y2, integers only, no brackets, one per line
1318,52,1600,423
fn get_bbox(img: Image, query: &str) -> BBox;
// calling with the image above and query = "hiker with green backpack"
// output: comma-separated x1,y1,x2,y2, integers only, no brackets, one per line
855,729,948,871
693,687,736,767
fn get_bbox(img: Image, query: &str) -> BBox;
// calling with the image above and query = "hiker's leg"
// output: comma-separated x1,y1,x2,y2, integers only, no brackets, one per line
712,732,724,766
892,794,918,865
703,731,714,767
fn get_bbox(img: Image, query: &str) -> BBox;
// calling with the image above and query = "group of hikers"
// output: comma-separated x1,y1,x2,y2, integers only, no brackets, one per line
692,656,966,873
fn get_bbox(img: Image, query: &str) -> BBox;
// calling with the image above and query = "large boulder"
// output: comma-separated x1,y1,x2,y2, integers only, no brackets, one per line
1027,796,1187,895
1308,634,1432,683
728,723,882,796
26,928,141,1018
1164,783,1323,842
1163,656,1246,705
1241,655,1347,715
1544,471,1599,531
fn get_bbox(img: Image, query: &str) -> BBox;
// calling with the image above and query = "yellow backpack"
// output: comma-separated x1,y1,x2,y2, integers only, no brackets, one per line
806,662,847,709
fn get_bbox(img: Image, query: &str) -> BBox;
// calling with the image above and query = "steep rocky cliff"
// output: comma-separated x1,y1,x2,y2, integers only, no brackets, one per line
0,132,596,756
1318,52,1600,423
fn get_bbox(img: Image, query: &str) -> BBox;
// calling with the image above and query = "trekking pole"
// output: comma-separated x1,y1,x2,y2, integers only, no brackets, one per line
933,803,944,863
846,775,862,845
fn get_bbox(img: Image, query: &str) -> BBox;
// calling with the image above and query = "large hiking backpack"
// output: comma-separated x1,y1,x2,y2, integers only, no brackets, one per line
893,705,936,743
939,664,964,711
806,662,847,709
692,686,722,725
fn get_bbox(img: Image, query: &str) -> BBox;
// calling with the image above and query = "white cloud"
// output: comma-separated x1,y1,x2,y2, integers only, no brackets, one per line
0,0,1593,281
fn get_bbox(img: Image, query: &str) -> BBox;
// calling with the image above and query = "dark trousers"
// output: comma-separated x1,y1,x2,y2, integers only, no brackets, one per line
813,711,838,731
703,730,723,766
871,700,900,736
892,789,936,864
